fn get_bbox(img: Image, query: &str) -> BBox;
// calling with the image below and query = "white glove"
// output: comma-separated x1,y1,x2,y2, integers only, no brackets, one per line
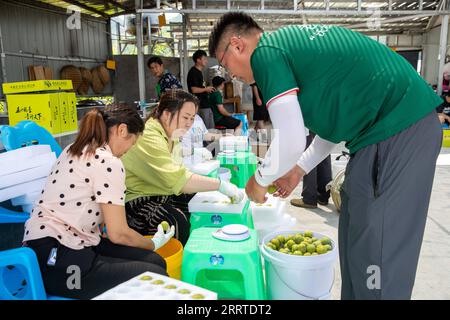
201,148,213,160
151,223,175,250
193,147,213,161
218,180,244,204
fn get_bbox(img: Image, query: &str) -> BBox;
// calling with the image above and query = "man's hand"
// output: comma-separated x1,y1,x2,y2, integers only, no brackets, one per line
205,86,216,93
256,98,263,106
438,113,446,124
245,175,268,203
273,165,306,198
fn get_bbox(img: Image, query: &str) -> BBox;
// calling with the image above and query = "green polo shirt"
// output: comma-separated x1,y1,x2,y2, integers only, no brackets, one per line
251,25,442,154
209,91,224,123
122,118,193,202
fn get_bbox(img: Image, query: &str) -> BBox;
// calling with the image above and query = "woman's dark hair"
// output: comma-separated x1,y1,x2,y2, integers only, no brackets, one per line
68,103,144,157
149,90,199,125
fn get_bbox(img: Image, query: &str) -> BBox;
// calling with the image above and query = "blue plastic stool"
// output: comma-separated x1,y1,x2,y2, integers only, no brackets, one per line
0,247,71,300
0,120,62,156
231,113,249,136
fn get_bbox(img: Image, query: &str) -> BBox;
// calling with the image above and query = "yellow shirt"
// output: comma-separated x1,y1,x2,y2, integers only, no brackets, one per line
122,118,193,202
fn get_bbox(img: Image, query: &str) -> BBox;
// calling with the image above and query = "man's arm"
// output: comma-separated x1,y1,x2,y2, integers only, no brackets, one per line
254,92,306,187
217,104,232,117
191,86,215,94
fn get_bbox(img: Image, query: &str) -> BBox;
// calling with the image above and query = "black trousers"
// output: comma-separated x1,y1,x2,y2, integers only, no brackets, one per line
125,194,194,246
25,237,167,300
301,132,332,205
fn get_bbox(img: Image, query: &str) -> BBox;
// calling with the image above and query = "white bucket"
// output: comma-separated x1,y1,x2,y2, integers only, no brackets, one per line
218,167,231,182
260,230,337,300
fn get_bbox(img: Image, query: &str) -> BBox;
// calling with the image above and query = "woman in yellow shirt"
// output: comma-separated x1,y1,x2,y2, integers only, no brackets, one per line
122,90,243,244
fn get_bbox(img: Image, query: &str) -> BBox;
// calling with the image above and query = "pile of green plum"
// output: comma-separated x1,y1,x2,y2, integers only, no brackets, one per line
265,231,333,256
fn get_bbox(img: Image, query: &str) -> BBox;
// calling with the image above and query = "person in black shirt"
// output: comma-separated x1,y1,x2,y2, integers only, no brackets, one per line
187,50,216,129
437,91,450,125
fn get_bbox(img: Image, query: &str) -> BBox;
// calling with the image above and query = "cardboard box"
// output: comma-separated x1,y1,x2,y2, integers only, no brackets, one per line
58,92,78,132
2,80,73,94
6,93,63,134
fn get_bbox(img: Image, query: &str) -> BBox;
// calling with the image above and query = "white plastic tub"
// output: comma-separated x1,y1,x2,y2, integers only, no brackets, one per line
260,230,337,300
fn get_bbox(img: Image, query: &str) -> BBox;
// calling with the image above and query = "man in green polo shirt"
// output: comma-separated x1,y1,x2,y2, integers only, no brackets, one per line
209,12,442,299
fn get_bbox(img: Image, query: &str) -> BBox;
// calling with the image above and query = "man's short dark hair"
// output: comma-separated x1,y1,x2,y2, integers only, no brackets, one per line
209,12,263,58
147,56,163,68
212,76,226,88
192,50,207,63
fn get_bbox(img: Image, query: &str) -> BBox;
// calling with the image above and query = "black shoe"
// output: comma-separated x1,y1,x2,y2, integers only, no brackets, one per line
318,199,329,206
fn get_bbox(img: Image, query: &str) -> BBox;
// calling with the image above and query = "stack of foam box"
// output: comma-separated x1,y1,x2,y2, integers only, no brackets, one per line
0,145,56,213
250,195,297,242
219,136,249,152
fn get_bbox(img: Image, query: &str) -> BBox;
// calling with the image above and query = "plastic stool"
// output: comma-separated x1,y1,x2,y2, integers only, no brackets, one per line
217,151,257,188
181,227,265,300
0,247,70,300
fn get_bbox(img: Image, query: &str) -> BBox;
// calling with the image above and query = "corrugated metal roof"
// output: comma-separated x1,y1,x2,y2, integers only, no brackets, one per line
33,0,446,34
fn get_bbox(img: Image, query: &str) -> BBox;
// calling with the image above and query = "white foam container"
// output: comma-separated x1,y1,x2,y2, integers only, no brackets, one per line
92,271,218,300
0,178,47,202
0,145,52,176
11,191,41,206
0,151,56,177
260,230,337,300
219,136,249,152
0,162,53,189
188,190,248,214
183,158,220,176
21,204,34,213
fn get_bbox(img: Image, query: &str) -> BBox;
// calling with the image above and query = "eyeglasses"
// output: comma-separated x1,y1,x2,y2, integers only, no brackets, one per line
218,41,231,72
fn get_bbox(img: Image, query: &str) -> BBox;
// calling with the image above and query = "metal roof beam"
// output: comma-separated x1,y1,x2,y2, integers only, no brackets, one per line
61,0,110,18
138,8,450,16
104,0,127,11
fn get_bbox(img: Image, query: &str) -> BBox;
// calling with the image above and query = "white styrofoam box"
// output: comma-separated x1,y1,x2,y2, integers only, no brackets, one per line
0,178,47,203
219,136,249,152
0,162,53,189
251,195,285,225
0,152,56,178
11,191,41,206
183,158,220,176
93,271,218,300
21,204,34,213
188,190,248,214
0,145,52,176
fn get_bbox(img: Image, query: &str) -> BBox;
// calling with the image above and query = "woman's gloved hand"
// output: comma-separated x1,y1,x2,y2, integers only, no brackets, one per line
151,223,175,250
201,148,213,161
218,179,244,204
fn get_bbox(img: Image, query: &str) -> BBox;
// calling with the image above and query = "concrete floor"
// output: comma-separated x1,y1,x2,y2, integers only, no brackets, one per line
273,145,450,300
